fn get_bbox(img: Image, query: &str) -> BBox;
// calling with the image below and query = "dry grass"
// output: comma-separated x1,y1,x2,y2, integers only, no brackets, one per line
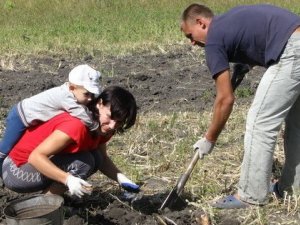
1,1,300,223
0,57,298,224
0,69,299,223
107,102,300,224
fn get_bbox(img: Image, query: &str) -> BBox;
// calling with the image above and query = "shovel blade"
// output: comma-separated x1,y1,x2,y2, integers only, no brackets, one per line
159,187,186,211
159,151,200,211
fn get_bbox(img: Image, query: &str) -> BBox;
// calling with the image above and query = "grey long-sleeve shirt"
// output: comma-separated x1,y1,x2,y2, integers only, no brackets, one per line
17,82,99,130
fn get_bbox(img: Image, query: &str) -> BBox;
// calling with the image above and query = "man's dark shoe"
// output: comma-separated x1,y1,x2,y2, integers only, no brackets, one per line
270,181,283,198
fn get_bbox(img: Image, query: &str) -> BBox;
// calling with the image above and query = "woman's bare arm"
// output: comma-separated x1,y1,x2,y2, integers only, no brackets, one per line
96,144,121,182
28,130,74,184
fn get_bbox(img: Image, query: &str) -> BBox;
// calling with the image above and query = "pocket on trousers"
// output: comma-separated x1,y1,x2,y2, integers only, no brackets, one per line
291,48,300,81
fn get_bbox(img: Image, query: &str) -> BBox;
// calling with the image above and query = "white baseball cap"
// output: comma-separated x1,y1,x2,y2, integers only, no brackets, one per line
68,64,101,95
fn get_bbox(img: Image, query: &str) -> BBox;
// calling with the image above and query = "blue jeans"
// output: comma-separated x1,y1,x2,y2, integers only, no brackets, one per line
238,32,300,205
0,105,26,176
0,105,26,156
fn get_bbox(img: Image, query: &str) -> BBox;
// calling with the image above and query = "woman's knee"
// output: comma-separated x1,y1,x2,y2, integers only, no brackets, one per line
60,152,96,179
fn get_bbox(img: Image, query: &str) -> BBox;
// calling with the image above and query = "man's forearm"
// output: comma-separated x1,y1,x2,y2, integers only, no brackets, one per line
206,95,234,142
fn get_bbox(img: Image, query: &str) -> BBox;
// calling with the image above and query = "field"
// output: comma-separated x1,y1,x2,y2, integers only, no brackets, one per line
1,0,300,224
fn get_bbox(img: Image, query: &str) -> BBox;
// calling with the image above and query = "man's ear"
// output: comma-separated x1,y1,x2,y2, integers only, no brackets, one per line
196,17,207,29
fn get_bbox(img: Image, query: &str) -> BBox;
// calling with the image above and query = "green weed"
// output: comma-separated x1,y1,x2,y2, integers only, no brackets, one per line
0,0,299,56
235,87,253,98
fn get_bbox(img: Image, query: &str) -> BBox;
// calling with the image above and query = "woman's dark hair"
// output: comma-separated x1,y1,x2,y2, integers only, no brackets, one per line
89,86,137,133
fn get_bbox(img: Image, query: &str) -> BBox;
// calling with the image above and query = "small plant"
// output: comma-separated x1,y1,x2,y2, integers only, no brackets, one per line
4,0,15,10
102,65,115,78
235,87,253,98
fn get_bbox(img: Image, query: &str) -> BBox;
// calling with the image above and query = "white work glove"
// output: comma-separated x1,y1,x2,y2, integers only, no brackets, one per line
193,137,215,159
117,173,140,193
65,175,92,198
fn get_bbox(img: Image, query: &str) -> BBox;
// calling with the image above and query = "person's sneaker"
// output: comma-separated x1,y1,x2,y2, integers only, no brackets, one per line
270,181,283,198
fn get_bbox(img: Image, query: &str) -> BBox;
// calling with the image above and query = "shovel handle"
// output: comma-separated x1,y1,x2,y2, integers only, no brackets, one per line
176,151,200,194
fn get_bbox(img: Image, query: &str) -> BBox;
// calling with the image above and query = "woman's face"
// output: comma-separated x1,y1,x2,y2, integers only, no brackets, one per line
96,101,121,135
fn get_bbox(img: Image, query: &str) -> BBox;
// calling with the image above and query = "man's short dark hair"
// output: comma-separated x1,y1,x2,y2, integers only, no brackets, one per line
182,3,214,22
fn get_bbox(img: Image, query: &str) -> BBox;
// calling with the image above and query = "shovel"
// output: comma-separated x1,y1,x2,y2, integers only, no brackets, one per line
159,150,200,211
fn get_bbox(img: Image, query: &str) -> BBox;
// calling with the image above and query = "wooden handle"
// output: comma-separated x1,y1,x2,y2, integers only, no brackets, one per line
176,151,200,194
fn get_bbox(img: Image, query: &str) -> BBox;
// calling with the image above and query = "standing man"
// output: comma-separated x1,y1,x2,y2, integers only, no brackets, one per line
181,3,300,208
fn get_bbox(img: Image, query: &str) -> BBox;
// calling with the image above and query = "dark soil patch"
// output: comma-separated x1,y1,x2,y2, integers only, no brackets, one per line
0,46,264,117
0,46,265,224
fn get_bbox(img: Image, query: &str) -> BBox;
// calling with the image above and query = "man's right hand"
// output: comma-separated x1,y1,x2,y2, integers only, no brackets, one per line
65,175,92,198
